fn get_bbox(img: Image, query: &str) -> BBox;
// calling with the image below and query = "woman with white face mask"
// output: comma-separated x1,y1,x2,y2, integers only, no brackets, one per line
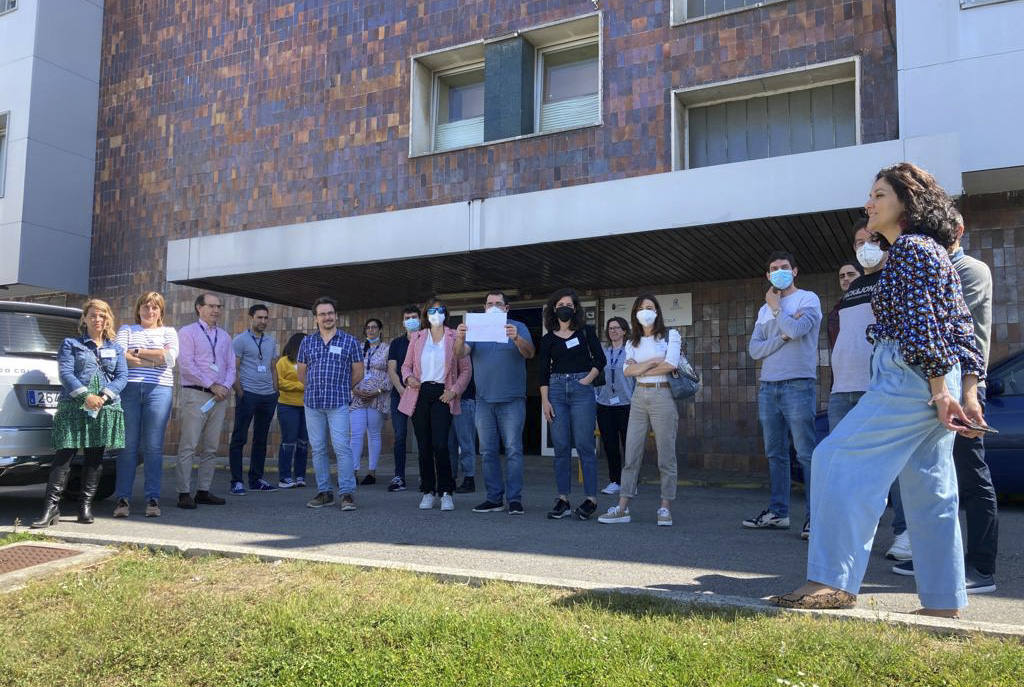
398,297,472,511
599,295,681,527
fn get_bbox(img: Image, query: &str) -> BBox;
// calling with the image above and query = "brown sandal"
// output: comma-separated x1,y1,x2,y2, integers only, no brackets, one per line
769,588,857,609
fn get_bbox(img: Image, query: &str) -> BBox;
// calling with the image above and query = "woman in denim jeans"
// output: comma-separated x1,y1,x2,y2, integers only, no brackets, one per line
275,333,309,488
32,298,127,528
538,288,606,521
772,163,988,617
113,291,178,518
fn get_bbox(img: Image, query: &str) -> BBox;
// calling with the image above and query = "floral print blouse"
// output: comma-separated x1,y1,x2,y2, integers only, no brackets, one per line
868,233,985,380
350,341,392,413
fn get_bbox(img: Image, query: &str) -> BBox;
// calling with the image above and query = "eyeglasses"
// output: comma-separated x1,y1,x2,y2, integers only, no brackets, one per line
315,312,335,318
427,307,446,315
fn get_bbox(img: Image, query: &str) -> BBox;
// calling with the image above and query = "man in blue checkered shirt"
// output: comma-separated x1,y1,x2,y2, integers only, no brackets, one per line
297,296,364,510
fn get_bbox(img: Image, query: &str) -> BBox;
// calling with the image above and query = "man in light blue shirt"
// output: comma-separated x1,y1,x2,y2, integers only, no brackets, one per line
745,251,822,538
455,290,535,515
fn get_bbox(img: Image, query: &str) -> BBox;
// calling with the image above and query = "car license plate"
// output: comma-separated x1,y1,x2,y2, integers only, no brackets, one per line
27,390,61,408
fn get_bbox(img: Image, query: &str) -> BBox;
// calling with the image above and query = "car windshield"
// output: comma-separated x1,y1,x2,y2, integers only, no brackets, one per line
0,312,80,359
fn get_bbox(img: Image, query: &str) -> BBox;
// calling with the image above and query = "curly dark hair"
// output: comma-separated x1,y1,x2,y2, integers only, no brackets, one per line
875,163,959,248
282,332,305,363
604,316,630,344
544,288,585,332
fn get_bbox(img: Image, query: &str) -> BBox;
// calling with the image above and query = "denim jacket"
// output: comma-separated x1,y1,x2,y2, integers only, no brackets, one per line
57,336,128,401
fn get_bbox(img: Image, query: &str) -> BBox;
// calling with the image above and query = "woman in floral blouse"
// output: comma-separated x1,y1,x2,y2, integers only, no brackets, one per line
350,318,392,485
772,163,987,617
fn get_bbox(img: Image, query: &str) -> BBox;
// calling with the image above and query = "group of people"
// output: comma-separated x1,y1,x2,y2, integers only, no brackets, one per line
29,161,998,619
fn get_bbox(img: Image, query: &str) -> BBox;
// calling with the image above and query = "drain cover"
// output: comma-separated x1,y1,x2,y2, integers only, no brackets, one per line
0,545,82,574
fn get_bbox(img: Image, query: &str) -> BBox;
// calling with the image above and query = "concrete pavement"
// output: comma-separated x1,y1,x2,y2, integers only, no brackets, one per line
1,455,1021,632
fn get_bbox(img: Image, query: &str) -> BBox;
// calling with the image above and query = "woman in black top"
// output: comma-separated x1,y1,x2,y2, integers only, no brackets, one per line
539,288,606,520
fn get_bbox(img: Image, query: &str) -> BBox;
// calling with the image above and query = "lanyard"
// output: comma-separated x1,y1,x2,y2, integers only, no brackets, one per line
608,346,623,387
364,343,380,366
250,333,264,361
199,322,218,362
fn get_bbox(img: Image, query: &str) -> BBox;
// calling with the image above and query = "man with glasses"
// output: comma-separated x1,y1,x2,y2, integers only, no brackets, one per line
175,293,235,509
298,296,364,511
455,290,534,515
228,304,280,495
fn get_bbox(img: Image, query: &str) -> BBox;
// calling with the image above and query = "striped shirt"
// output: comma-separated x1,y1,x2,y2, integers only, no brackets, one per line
297,330,361,409
115,325,179,386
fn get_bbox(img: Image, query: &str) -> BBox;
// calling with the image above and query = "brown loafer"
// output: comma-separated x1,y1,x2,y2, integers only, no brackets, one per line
177,492,197,509
195,490,226,505
770,588,856,609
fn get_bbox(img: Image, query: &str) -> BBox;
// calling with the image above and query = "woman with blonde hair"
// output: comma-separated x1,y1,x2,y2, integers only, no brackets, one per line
112,291,179,518
31,298,128,528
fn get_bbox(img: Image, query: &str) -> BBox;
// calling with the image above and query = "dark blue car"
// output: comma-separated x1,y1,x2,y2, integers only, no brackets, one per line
797,349,1024,496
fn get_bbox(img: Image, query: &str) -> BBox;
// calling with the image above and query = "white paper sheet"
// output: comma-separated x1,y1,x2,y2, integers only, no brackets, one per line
465,311,508,343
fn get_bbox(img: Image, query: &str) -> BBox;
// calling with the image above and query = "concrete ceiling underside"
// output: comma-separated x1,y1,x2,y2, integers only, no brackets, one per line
172,208,864,310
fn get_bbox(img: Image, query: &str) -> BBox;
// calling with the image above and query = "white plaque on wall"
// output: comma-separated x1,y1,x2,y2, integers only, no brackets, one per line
602,293,693,328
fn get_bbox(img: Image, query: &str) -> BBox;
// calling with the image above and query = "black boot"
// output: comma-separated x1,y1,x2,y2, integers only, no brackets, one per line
31,459,72,529
77,457,103,524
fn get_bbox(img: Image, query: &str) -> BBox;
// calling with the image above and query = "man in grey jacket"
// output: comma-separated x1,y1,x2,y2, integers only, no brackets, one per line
892,210,998,593
745,251,823,539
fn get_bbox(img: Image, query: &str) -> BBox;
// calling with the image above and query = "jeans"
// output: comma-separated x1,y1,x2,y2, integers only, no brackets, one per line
596,403,629,485
827,391,864,433
116,382,174,501
391,391,411,481
809,340,966,609
350,406,385,472
229,391,279,485
276,403,308,481
548,372,598,499
758,378,817,520
476,398,526,505
448,398,477,479
305,404,355,495
411,382,454,495
890,387,998,575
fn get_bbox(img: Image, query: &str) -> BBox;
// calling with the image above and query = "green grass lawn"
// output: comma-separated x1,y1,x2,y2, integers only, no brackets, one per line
0,537,1021,687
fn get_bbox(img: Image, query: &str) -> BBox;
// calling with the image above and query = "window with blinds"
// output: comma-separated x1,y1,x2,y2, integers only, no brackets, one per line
687,81,856,169
538,43,599,133
680,0,785,20
0,112,8,198
433,69,485,152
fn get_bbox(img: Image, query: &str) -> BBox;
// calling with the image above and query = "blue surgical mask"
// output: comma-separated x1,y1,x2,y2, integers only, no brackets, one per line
403,318,420,332
367,336,381,344
769,269,794,290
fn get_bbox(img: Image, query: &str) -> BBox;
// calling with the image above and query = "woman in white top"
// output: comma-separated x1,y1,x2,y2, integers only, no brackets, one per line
599,295,680,526
113,291,179,518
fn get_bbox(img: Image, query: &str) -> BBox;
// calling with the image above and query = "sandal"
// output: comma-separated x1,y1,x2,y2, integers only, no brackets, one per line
769,588,857,609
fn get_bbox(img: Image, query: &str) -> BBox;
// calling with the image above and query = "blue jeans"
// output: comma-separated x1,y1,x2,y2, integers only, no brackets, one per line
391,391,410,481
758,378,817,520
276,404,308,481
809,340,965,609
476,398,526,504
229,391,279,485
116,382,173,501
828,391,864,433
448,398,477,479
305,404,355,495
548,372,598,499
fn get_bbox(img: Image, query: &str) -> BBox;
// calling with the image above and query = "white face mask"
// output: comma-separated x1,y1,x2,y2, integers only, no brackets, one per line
856,241,885,269
636,309,657,327
427,313,445,327
485,306,504,315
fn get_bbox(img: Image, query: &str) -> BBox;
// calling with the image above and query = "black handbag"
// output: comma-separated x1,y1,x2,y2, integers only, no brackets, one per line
580,325,606,387
667,355,701,400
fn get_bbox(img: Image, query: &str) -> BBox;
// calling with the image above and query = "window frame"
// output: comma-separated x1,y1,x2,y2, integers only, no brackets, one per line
960,0,1018,8
534,37,601,135
430,63,486,153
671,57,860,171
0,0,17,17
670,0,790,26
0,111,9,199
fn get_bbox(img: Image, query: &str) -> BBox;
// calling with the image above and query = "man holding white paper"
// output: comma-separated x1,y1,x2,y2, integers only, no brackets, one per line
455,290,534,514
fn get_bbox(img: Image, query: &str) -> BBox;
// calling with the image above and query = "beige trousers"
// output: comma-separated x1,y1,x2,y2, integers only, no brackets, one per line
176,387,228,493
620,385,679,500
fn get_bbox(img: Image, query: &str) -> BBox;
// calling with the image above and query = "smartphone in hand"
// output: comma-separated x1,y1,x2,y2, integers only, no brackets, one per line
951,417,999,435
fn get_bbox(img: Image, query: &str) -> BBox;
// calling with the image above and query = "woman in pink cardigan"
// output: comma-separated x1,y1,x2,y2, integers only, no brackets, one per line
399,297,472,511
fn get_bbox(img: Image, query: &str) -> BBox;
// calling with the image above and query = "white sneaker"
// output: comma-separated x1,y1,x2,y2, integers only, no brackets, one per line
597,505,631,524
440,493,454,511
277,478,296,489
886,531,913,561
600,482,621,495
742,509,790,529
419,493,436,510
657,507,673,527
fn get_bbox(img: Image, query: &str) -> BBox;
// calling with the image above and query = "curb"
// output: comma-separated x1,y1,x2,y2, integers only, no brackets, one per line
0,539,115,594
3,526,1020,640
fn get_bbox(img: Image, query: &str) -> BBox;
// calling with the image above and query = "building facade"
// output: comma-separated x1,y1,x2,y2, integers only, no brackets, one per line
3,0,1022,471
